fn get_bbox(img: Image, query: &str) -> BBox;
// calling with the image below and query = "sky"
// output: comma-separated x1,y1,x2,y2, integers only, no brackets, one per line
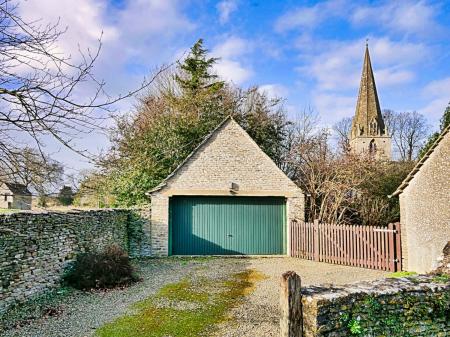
16,0,450,174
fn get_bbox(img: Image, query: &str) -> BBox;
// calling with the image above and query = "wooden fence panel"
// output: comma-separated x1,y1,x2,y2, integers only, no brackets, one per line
290,221,402,271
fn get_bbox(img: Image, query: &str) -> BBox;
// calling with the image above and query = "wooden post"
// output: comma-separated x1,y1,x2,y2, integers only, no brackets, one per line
395,223,402,271
313,219,319,262
388,223,395,272
280,271,303,337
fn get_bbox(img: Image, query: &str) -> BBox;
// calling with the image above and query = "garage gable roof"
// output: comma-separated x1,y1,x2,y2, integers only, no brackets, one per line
148,115,296,194
390,124,449,197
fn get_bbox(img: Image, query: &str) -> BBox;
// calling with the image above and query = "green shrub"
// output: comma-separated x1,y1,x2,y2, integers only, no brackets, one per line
64,245,139,290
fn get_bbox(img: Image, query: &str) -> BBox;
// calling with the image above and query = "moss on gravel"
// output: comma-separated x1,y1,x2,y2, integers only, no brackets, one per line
387,271,418,278
95,269,266,337
0,287,74,333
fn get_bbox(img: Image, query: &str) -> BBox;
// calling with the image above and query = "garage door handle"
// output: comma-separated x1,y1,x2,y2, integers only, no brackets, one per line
227,234,233,237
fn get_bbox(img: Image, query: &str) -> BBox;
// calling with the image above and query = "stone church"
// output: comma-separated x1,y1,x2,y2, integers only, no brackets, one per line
350,44,391,160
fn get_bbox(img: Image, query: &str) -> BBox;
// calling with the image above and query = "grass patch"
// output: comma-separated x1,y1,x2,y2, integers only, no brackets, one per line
95,269,266,337
0,208,20,214
387,271,418,278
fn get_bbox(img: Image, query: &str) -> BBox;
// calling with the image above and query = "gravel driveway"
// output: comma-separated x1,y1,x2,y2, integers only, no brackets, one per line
2,257,387,337
213,258,388,337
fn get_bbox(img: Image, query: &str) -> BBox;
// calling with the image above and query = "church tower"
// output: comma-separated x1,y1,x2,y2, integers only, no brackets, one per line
350,43,391,160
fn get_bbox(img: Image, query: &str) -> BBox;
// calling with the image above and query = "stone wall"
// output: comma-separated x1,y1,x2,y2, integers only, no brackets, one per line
300,276,449,337
150,117,305,256
127,207,152,257
399,130,450,273
0,209,136,313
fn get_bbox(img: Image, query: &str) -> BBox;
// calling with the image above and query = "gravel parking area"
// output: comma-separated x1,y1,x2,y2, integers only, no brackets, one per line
2,257,387,337
214,257,388,337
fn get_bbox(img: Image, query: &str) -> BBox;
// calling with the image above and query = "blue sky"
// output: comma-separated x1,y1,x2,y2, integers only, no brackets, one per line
16,0,450,173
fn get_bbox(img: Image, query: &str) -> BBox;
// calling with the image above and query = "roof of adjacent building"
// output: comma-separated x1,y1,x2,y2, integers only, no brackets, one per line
351,43,387,137
390,124,450,197
2,182,32,196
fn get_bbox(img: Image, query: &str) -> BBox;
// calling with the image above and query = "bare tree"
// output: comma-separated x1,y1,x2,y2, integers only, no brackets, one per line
333,117,352,153
0,0,167,182
387,111,429,161
274,107,320,179
5,147,63,205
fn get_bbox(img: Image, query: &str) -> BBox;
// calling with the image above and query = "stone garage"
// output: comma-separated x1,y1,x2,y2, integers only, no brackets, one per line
149,116,304,256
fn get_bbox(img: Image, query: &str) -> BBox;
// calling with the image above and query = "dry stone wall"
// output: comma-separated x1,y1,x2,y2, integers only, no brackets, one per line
301,276,449,337
0,209,141,313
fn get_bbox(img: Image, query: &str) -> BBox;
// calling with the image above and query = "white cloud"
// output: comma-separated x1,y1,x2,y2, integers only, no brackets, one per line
214,59,252,84
212,36,253,85
298,38,426,92
14,0,195,170
275,0,441,37
274,0,347,32
259,84,289,99
420,77,450,125
422,77,450,98
212,36,251,58
375,68,415,86
217,0,238,24
313,92,356,125
18,0,194,93
18,0,117,57
351,1,440,37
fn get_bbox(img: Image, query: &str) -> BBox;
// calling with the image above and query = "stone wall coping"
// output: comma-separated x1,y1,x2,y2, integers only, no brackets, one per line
0,208,132,217
301,275,449,302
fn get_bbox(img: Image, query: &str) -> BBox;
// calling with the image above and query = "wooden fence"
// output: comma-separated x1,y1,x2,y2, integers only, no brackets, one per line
290,220,402,271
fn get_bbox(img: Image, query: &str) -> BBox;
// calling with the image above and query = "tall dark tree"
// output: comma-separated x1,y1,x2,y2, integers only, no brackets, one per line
57,186,74,206
175,39,224,95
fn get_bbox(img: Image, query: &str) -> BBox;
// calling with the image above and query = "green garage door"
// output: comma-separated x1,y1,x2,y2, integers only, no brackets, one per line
169,196,286,255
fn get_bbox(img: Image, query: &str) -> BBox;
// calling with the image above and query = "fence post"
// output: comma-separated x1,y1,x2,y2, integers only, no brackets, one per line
388,223,395,272
280,271,303,337
313,219,320,261
395,223,402,271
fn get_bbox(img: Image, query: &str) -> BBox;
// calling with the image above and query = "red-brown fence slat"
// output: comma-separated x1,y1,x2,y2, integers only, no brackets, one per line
370,226,375,269
363,226,367,268
381,228,385,270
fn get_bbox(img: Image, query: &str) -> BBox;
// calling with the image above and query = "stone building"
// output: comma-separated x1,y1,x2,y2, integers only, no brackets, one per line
0,182,32,210
350,44,391,160
149,116,304,256
391,125,450,273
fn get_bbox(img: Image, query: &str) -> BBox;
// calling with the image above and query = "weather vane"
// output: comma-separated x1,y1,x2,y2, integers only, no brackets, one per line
366,38,369,46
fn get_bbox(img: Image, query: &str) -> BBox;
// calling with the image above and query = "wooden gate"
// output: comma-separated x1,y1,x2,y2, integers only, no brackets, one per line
290,220,402,271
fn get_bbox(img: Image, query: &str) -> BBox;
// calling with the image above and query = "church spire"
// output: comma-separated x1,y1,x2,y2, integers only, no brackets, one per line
351,43,386,138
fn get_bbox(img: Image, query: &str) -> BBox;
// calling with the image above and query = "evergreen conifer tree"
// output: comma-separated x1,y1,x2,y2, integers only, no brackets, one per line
175,39,224,94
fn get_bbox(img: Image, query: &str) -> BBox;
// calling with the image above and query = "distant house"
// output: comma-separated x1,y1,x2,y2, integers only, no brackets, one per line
0,182,32,210
391,125,450,273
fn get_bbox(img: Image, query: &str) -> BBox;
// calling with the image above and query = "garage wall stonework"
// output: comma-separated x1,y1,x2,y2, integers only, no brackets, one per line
150,118,304,256
399,131,450,273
